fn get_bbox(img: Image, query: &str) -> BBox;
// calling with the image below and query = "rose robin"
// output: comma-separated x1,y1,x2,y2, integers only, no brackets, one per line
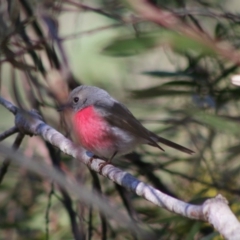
62,85,194,162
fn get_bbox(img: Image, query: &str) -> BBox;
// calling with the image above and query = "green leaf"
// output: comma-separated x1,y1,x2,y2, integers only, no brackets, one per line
102,34,160,56
131,87,192,98
217,88,240,104
185,222,202,240
143,71,194,78
192,110,240,135
158,80,196,87
102,30,215,57
168,33,214,55
215,22,228,39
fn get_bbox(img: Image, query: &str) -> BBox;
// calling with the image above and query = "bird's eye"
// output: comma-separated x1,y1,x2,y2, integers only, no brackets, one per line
73,97,79,103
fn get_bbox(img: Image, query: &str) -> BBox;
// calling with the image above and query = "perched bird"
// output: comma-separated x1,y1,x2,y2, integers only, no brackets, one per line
62,85,194,162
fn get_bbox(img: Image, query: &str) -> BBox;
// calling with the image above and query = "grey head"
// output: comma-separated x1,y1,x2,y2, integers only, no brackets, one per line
66,85,115,112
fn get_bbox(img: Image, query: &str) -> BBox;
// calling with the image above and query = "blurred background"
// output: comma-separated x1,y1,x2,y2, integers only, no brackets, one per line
1,0,240,239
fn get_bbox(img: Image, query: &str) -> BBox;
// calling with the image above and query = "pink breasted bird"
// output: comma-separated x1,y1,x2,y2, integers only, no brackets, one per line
63,85,194,162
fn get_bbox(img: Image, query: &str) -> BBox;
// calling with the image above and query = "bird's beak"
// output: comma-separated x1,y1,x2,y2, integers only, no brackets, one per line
57,102,71,112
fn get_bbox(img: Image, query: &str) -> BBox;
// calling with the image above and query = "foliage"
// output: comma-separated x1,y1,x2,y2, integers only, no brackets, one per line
0,0,240,239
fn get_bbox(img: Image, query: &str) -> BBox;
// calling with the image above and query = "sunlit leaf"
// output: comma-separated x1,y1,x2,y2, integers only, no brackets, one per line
191,110,240,135
131,87,192,98
143,71,194,78
103,30,214,57
102,34,160,56
159,80,196,87
168,32,215,55
130,80,195,98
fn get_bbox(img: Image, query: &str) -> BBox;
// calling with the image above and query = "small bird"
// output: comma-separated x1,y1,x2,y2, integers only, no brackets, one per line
62,85,194,162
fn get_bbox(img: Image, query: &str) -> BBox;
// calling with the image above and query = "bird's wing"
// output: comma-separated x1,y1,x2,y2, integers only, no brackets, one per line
95,101,194,155
94,101,163,150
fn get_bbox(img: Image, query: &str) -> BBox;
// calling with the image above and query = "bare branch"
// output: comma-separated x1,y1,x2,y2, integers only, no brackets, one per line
65,0,122,20
45,182,54,240
0,132,25,184
45,141,85,240
0,126,18,142
172,8,240,22
0,97,18,114
203,195,240,239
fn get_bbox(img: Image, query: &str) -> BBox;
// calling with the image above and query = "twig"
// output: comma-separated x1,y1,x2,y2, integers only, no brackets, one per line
172,8,240,22
45,182,54,240
88,206,93,240
19,0,60,70
0,97,18,114
0,132,25,184
65,0,122,20
45,142,85,240
89,170,107,240
0,126,18,142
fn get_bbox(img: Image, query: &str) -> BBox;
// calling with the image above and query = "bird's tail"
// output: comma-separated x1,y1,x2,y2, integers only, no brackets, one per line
149,135,194,155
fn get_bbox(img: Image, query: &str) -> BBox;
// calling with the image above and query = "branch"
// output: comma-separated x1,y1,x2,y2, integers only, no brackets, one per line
1,96,240,239
65,0,122,20
172,8,240,22
203,195,240,240
0,126,18,141
45,142,85,240
0,97,18,114
0,132,25,184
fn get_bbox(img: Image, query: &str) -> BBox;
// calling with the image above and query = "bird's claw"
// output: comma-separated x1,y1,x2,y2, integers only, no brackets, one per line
99,161,110,174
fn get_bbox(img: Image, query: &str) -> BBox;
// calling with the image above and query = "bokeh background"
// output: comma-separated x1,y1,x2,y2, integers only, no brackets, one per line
1,0,240,239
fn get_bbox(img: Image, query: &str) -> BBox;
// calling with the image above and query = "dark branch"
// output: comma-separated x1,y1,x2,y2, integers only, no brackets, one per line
0,126,19,142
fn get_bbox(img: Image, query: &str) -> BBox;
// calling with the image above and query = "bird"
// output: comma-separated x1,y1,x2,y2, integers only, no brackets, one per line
62,85,194,163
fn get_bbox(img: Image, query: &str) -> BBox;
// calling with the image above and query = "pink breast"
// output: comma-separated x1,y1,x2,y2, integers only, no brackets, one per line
73,106,114,151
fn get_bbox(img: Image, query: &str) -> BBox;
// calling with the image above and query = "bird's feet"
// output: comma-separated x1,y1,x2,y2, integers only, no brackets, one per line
99,161,110,174
86,151,109,170
86,151,117,174
99,151,117,174
86,151,101,167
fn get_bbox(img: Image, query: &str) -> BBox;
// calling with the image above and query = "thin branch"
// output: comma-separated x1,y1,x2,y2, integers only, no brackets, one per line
61,23,130,41
19,0,61,70
114,183,138,221
172,8,240,22
0,97,18,115
88,206,93,240
0,132,25,184
45,182,54,240
89,170,107,240
126,153,178,198
65,0,122,20
45,142,85,240
0,126,19,142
